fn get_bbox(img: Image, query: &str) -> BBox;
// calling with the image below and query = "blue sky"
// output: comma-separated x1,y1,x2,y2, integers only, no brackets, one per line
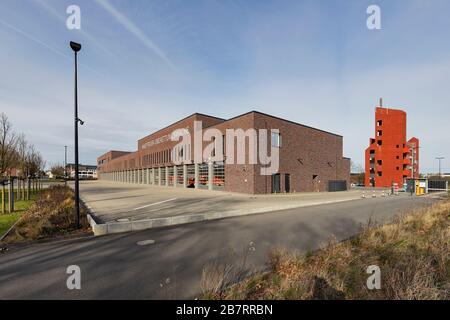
0,0,449,172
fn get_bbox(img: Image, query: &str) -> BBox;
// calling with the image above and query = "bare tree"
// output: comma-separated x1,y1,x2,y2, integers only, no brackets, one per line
0,113,18,213
0,113,18,179
51,163,65,179
15,134,27,200
350,161,365,185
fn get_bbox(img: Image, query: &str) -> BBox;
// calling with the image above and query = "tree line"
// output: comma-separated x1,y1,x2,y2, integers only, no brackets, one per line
0,112,45,213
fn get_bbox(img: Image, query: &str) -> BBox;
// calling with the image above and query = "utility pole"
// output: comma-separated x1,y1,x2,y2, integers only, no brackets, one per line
436,157,444,178
64,145,67,187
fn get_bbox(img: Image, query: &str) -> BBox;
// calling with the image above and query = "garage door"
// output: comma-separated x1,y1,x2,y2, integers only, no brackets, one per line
328,180,347,192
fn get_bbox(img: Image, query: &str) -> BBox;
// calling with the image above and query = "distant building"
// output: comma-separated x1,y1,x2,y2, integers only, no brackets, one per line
425,172,450,178
66,164,98,180
365,104,419,187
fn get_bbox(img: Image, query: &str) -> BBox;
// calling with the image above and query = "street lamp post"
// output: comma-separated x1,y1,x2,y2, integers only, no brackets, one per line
64,145,67,187
436,157,444,178
70,41,82,229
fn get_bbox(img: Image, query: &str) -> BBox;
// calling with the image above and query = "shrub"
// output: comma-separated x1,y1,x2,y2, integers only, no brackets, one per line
4,186,90,243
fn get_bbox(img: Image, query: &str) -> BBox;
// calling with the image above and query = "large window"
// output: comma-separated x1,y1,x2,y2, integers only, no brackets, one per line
271,132,282,148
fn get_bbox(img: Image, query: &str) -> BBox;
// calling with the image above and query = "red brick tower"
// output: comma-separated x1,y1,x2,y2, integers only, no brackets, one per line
365,102,419,188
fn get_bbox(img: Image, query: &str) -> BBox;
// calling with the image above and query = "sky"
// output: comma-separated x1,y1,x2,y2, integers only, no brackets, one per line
0,0,449,173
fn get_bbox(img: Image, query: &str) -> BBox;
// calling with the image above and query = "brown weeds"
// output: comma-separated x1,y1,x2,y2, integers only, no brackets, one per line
4,186,90,243
205,198,450,300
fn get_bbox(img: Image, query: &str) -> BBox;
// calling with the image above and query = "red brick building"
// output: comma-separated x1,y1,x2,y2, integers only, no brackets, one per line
98,111,350,194
365,106,419,188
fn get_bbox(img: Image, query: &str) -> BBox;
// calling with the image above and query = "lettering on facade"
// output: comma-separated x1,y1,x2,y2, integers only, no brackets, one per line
141,128,189,150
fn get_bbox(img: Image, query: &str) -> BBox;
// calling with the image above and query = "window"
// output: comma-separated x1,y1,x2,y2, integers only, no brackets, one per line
222,135,225,157
377,120,382,126
271,132,282,148
396,167,400,170
377,140,382,146
396,156,400,159
396,145,400,148
377,130,382,137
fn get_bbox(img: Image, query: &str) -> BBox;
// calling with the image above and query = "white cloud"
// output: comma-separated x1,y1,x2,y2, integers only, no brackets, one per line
95,0,175,69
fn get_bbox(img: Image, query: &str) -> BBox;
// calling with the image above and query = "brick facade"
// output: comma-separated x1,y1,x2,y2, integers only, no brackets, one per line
98,111,350,194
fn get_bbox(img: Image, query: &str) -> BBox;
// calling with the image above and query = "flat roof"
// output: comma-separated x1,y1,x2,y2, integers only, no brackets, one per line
137,113,226,143
205,110,343,138
101,110,343,160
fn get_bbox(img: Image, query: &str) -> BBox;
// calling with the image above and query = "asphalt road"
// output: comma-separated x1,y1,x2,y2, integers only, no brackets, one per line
0,194,439,299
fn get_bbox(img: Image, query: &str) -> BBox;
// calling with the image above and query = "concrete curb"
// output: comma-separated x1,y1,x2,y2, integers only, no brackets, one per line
86,196,364,236
0,219,21,242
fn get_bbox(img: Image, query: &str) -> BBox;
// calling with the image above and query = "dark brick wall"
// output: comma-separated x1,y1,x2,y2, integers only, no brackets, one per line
253,112,350,193
97,111,350,194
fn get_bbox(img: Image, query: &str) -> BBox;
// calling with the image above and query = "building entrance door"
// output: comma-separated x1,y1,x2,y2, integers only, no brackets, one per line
285,174,290,193
272,174,281,193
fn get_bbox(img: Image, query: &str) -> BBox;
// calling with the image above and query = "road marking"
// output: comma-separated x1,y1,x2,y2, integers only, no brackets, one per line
133,198,177,211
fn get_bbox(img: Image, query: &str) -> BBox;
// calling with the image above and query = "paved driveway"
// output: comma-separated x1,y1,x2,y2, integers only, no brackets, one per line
80,180,390,223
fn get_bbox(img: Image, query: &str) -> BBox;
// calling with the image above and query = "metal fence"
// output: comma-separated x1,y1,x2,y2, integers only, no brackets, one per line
428,180,448,192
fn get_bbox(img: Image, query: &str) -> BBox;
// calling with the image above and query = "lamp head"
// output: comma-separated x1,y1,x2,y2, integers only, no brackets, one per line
70,41,82,53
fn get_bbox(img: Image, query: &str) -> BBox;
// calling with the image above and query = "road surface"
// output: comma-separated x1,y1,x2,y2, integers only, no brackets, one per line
0,194,439,299
79,180,387,223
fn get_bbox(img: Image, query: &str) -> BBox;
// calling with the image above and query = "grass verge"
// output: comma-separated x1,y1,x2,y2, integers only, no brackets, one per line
203,198,450,300
0,198,38,237
1,186,90,244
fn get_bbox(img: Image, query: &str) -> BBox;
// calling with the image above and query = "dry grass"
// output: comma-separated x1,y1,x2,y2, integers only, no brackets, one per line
204,198,450,300
3,186,90,243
